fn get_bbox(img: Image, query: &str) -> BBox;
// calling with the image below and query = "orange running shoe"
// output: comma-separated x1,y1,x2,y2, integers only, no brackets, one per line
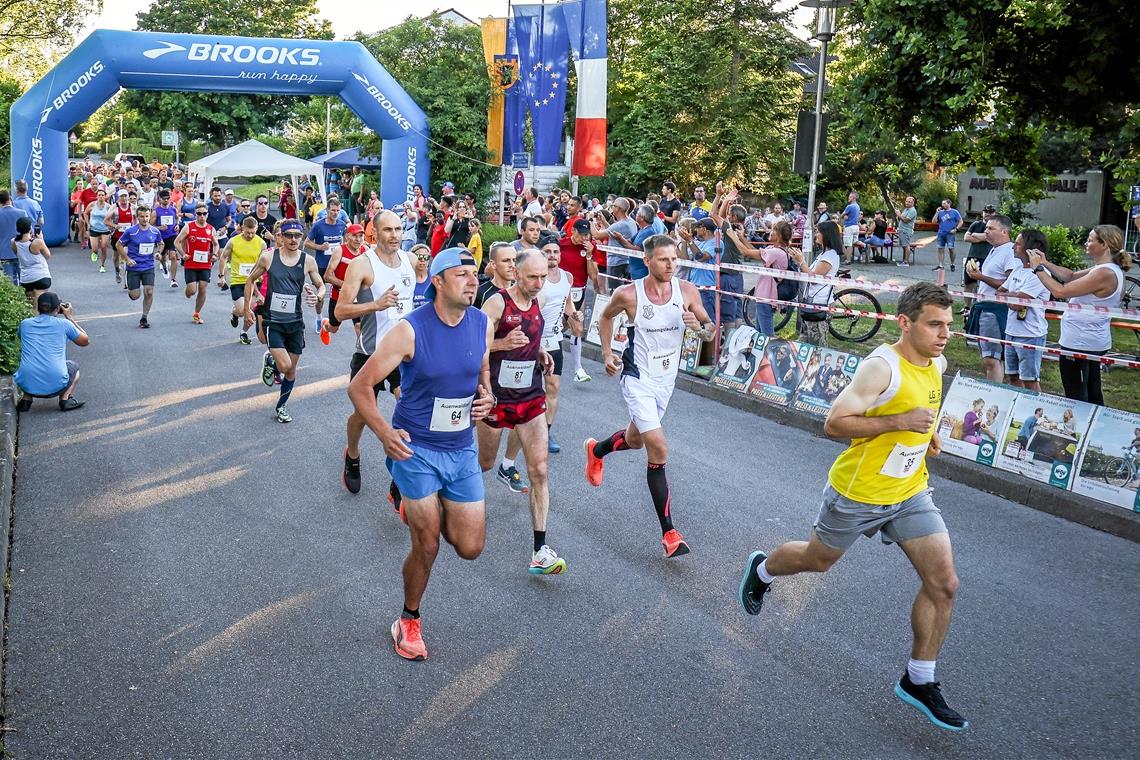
320,319,331,345
192,312,204,325
391,616,427,661
583,438,604,487
662,529,690,558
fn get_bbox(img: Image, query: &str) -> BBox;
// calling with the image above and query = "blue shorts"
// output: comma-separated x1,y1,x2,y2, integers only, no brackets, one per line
936,231,956,248
1004,335,1045,380
387,443,484,503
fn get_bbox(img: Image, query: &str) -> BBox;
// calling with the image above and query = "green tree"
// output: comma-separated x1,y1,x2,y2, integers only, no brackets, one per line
0,0,95,63
836,0,1140,203
124,0,333,147
355,17,496,198
599,0,807,198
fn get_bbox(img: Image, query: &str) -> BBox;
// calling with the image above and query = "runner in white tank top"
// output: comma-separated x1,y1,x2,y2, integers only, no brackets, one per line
581,233,714,558
538,238,584,453
334,211,417,503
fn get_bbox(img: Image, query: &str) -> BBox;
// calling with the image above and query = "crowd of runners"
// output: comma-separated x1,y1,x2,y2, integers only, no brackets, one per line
8,161,975,734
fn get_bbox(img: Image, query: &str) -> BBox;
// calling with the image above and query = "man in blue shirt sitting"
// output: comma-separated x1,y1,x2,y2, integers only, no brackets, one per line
14,292,89,412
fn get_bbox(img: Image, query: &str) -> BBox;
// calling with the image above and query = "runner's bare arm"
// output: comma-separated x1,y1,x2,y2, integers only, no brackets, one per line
472,322,496,420
1027,248,1118,299
563,293,584,335
323,246,344,289
242,251,273,317
349,321,416,460
600,285,635,373
304,255,326,306
678,280,715,338
824,357,934,439
217,238,234,279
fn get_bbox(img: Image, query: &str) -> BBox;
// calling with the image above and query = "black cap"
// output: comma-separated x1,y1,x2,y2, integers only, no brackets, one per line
37,291,61,313
572,219,591,234
695,217,717,231
983,204,997,213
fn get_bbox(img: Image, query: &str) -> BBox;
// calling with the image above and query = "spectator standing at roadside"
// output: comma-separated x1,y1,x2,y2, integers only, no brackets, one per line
690,185,713,220
815,202,830,225
595,197,636,289
1029,225,1129,406
677,217,720,319
965,215,1017,382
711,185,748,328
996,230,1051,392
13,180,44,233
350,167,366,222
14,292,89,412
894,196,918,268
0,190,29,282
518,187,542,233
962,204,996,297
659,182,682,232
840,192,861,264
727,219,793,337
789,220,843,347
931,198,964,272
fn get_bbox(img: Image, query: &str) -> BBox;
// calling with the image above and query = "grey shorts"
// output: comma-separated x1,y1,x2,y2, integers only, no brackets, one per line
813,484,947,551
897,228,913,247
977,312,1003,359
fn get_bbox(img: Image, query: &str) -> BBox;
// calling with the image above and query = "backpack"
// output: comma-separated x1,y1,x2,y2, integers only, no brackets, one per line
775,249,800,303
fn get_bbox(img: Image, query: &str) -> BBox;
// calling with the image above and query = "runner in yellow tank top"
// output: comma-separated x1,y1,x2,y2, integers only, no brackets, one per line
738,282,970,732
218,217,266,345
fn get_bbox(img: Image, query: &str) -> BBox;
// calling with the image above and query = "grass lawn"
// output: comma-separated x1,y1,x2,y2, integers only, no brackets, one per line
787,300,1140,413
232,181,278,201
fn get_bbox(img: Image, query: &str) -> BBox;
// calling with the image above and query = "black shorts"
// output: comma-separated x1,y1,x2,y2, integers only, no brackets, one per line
126,269,155,290
230,284,246,302
267,321,305,355
328,297,341,328
162,236,177,253
350,351,400,396
88,229,109,238
184,268,211,284
548,347,563,377
22,277,51,292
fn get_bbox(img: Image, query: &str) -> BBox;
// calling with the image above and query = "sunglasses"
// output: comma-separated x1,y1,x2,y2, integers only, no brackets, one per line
415,254,431,261
241,205,251,209
257,201,268,205
283,232,304,240
196,211,208,215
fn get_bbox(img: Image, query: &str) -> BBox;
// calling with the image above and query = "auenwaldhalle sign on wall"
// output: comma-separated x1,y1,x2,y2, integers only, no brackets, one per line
10,30,431,246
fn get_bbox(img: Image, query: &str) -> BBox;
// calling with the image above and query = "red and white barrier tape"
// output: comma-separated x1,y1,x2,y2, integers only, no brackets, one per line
595,243,1140,321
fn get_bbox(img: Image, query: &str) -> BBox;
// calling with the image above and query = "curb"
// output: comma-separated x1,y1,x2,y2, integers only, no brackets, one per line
0,376,16,694
580,343,1140,544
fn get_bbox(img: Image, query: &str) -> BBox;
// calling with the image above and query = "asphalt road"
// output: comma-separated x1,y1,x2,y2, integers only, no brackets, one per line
5,249,1138,759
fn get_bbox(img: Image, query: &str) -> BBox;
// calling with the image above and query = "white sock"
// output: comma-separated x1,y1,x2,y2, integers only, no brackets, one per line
570,336,583,372
907,659,936,685
756,558,776,584
501,457,515,469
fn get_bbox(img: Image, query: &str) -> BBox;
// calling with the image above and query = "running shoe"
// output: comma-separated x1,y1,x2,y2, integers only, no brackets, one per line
497,464,530,494
99,266,106,273
230,313,239,328
932,265,944,271
261,351,276,386
170,280,179,288
115,271,122,283
548,436,561,454
161,266,169,278
950,264,956,272
320,319,331,345
275,406,292,423
391,617,427,661
16,397,32,413
661,529,690,558
529,545,567,575
192,313,204,325
894,673,969,731
573,367,592,383
314,315,324,335
139,316,150,329
738,550,771,615
90,251,97,262
238,332,251,345
583,438,604,487
896,261,909,268
343,449,361,494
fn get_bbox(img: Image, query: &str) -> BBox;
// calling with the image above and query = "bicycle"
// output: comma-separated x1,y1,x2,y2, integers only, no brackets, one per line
1102,447,1139,488
744,268,884,343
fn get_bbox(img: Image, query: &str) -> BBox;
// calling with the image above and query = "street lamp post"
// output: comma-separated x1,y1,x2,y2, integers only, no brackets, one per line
799,0,849,258
118,113,124,155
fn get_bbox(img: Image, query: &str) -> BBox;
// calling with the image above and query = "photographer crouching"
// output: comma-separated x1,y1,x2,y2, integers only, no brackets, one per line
14,292,89,413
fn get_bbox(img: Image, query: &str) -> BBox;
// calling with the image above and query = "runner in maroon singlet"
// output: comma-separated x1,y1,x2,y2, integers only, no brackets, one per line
477,249,566,574
320,222,367,345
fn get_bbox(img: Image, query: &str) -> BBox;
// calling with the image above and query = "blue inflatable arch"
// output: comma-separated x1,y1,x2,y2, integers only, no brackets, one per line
9,30,430,245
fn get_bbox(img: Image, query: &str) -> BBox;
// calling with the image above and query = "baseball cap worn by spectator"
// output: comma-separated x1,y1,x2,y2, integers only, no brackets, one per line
424,247,477,301
346,223,365,235
572,219,591,235
695,217,717,232
983,204,997,213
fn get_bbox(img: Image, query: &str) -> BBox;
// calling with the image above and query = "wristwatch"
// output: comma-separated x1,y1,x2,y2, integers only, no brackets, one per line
1033,264,1048,274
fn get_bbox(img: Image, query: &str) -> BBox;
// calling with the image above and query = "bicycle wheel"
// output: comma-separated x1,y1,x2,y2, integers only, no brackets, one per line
774,304,794,332
742,286,794,333
1120,276,1140,309
828,288,883,343
1103,457,1131,488
743,287,758,330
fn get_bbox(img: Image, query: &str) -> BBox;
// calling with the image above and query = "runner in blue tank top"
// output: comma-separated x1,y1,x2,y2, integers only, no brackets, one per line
348,247,495,662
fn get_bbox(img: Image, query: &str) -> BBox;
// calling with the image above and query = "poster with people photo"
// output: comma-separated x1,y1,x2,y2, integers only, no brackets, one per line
792,347,861,417
680,329,703,375
936,373,1025,466
712,326,766,392
994,391,1095,489
1072,406,1140,511
747,338,815,406
584,294,629,354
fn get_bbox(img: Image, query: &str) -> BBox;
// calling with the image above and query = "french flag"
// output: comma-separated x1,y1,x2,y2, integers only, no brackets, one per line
563,0,607,176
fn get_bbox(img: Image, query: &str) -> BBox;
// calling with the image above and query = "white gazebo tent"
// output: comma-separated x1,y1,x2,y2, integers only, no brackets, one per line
187,138,327,205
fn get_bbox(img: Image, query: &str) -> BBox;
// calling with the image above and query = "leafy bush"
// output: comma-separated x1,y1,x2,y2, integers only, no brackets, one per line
143,147,174,164
480,223,518,246
915,175,958,218
79,141,102,155
1038,224,1087,271
0,277,31,375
